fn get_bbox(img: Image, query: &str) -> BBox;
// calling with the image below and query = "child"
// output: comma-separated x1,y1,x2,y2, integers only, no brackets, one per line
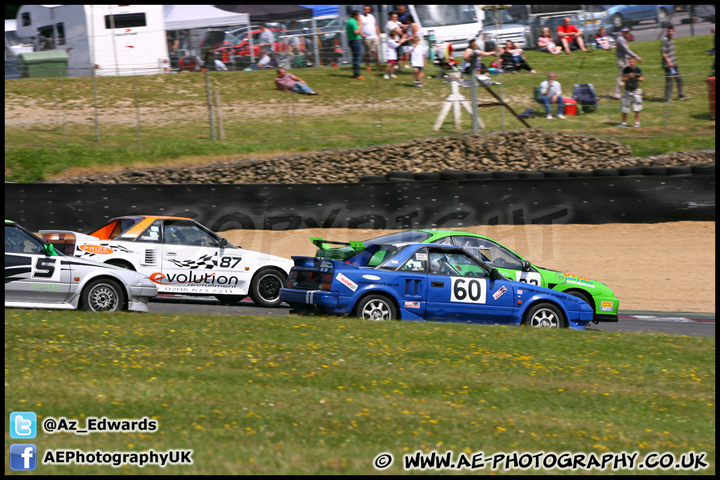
384,32,404,79
595,26,614,50
510,42,524,63
409,36,426,87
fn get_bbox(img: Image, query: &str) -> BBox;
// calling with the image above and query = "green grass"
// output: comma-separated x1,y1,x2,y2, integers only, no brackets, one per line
4,34,716,182
5,309,715,474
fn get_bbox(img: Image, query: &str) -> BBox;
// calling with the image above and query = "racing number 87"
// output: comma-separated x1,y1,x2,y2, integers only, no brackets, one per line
219,256,241,268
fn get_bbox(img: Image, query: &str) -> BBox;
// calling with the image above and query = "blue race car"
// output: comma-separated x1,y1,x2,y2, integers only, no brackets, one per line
280,243,593,330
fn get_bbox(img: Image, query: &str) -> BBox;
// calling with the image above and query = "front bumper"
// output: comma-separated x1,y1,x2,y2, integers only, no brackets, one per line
127,282,158,312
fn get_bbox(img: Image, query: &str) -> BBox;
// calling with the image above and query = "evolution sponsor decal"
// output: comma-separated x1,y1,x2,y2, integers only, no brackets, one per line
336,272,358,292
600,301,614,311
79,244,114,255
404,301,421,309
150,271,239,287
492,285,507,300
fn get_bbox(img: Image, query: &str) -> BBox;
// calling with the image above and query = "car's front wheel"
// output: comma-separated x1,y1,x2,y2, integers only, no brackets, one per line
355,295,396,321
249,269,287,308
82,278,125,312
524,303,565,328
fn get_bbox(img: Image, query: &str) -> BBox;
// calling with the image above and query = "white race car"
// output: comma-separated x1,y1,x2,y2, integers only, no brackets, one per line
5,220,157,312
40,215,293,307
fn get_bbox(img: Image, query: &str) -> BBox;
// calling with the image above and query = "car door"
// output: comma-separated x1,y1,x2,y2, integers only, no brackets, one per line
450,236,543,288
158,219,225,294
394,247,428,317
424,248,515,324
5,225,71,304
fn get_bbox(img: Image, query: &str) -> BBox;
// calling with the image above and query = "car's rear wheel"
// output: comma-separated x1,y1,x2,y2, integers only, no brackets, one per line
82,278,125,312
524,303,565,328
356,295,396,321
612,13,625,29
249,269,287,308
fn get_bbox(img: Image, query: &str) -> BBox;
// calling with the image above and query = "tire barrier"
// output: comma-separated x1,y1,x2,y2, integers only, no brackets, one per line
360,164,714,182
6,174,714,232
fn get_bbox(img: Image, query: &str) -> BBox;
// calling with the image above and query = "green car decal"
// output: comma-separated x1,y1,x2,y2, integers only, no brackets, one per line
311,230,619,322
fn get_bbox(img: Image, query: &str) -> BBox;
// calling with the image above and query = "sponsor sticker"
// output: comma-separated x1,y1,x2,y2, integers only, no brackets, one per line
600,301,614,311
415,253,427,261
79,244,114,255
404,301,421,309
518,289,523,295
336,272,358,292
492,285,507,300
362,275,381,281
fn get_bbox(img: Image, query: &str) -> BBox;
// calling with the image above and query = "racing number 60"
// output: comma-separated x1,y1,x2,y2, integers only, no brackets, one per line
451,277,487,303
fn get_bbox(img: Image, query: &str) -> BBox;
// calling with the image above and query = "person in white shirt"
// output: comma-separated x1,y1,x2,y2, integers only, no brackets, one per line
258,24,275,55
385,11,404,73
384,32,405,79
360,5,381,72
538,72,566,119
409,37,426,87
401,15,421,70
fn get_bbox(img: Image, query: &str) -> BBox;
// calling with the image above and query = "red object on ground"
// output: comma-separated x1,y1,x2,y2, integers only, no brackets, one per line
564,98,578,116
706,77,715,119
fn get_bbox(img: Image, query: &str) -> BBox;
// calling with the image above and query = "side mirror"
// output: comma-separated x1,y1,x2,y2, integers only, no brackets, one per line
521,260,531,272
219,238,228,248
490,267,501,280
44,243,58,256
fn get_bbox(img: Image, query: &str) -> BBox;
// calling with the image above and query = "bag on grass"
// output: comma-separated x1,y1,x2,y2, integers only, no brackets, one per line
573,83,598,113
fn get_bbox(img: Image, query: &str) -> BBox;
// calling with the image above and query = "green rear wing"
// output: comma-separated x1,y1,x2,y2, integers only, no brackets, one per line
310,237,366,260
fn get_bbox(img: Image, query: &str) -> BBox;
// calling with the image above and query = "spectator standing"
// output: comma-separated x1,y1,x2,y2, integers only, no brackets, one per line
500,40,536,74
385,11,403,37
384,31,404,79
617,57,644,127
409,36,426,87
401,15,422,70
538,27,562,54
287,20,303,57
346,10,366,80
460,38,496,76
274,67,319,95
538,72,566,120
595,26,614,50
612,27,642,99
661,26,690,102
258,24,275,55
360,5,382,72
557,17,589,53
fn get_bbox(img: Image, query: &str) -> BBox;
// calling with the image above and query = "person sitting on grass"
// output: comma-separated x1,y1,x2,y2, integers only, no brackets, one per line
595,26,615,50
500,40,536,74
274,68,319,95
538,27,562,54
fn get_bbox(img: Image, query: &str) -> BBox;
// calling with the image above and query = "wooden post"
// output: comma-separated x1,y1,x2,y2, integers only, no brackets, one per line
214,88,225,140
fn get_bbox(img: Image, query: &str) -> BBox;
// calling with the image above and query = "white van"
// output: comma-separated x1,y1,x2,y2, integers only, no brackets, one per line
15,5,169,77
5,19,34,58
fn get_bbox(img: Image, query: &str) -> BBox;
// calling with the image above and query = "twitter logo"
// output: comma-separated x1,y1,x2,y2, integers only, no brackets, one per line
10,412,37,439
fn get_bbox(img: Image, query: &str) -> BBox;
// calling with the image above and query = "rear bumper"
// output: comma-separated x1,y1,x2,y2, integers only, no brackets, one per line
280,288,339,310
594,314,619,323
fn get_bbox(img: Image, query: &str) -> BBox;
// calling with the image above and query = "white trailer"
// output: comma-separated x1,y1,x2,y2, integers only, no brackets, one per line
15,5,169,77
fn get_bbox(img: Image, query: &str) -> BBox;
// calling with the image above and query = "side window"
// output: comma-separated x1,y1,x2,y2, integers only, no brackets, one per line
399,248,428,273
56,22,65,46
429,250,488,277
163,221,219,247
136,220,162,243
38,25,55,51
451,236,492,263
432,236,454,246
5,226,45,254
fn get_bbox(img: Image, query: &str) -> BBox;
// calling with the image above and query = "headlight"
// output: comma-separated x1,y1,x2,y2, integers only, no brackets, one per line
602,11,609,17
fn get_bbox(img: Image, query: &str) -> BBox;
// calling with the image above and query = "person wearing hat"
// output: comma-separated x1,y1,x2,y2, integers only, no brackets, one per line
612,27,642,100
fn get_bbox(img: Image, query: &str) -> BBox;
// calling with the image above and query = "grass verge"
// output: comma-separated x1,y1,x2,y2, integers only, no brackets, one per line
5,309,715,474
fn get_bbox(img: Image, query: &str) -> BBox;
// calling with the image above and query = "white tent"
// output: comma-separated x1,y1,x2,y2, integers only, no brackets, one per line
164,5,250,30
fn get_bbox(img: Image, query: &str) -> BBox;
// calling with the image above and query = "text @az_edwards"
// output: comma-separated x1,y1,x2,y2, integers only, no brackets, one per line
42,416,157,435
373,450,710,472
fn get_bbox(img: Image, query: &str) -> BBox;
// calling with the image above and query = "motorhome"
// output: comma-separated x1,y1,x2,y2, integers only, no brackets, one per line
5,19,34,58
15,5,169,77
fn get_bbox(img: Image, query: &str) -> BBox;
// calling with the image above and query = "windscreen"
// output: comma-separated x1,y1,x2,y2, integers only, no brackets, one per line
414,5,478,27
